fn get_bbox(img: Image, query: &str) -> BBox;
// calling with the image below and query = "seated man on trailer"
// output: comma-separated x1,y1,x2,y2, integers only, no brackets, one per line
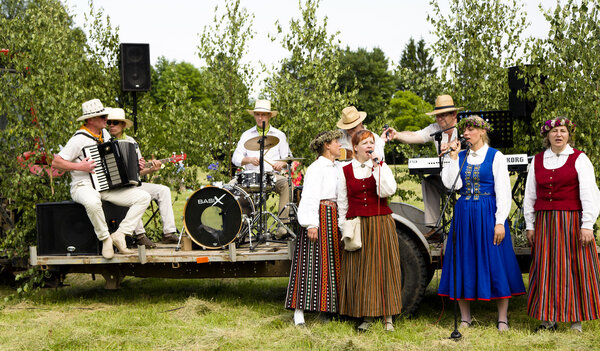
52,99,151,259
232,99,291,237
106,107,179,247
382,94,461,240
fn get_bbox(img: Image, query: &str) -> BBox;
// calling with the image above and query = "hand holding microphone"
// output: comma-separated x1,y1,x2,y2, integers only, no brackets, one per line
367,150,380,166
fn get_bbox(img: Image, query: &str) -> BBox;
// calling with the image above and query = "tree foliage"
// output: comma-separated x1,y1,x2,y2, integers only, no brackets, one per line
428,0,529,110
395,38,441,104
196,0,256,177
0,0,120,254
524,0,600,168
264,0,356,161
337,47,396,124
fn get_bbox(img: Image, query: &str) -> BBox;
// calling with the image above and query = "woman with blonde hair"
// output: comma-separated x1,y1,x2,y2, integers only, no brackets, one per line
439,116,525,331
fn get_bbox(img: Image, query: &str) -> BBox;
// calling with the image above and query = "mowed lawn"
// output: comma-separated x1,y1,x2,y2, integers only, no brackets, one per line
2,166,600,350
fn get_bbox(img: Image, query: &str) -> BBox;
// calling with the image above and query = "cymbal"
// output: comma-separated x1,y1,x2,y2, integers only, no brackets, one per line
244,135,280,151
275,157,305,162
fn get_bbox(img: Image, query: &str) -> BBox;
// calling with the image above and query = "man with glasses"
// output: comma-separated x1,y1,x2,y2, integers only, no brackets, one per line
52,99,151,259
106,107,179,247
382,95,462,240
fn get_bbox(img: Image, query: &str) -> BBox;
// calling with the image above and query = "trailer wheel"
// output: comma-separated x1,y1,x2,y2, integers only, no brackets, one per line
397,226,429,316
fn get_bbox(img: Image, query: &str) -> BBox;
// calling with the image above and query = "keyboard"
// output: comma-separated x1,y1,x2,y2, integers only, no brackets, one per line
408,154,529,175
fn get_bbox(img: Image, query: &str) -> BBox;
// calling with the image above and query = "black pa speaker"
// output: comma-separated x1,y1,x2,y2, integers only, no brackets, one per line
508,65,538,121
120,43,151,92
36,201,129,256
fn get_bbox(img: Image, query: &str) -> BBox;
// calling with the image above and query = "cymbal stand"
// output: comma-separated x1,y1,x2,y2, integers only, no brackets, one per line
251,122,267,251
276,158,298,238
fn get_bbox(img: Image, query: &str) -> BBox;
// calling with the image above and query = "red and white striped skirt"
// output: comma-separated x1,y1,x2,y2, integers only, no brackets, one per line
527,210,600,322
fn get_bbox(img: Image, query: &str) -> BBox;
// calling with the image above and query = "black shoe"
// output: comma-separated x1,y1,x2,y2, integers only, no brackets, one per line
534,322,557,332
161,233,179,244
135,234,156,248
424,228,443,242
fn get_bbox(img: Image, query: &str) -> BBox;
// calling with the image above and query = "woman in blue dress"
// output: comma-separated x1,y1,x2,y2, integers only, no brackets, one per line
438,116,525,331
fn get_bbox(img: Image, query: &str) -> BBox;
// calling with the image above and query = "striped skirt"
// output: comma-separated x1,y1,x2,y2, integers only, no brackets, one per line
285,200,342,313
527,210,600,322
338,214,402,318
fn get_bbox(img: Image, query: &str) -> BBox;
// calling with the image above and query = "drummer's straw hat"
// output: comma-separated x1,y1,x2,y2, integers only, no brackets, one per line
247,99,278,117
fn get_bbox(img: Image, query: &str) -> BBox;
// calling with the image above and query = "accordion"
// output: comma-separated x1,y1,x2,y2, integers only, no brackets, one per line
82,140,141,192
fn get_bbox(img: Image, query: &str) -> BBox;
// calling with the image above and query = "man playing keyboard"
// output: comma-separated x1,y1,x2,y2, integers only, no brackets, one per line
52,99,151,259
382,95,462,240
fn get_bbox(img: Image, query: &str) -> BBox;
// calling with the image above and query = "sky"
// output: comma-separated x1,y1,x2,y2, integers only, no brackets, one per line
64,0,555,94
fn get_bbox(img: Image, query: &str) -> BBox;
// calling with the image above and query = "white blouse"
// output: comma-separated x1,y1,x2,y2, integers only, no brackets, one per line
336,159,397,226
523,145,600,230
297,156,340,229
441,144,511,225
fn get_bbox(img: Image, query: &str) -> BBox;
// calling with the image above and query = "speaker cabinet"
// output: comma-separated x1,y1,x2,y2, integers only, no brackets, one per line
36,201,128,256
120,43,151,92
508,65,538,121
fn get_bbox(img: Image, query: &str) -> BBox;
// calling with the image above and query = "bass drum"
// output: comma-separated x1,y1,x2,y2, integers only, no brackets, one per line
183,185,254,249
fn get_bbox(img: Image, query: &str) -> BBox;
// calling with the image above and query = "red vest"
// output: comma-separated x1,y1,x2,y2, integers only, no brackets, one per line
342,163,392,218
533,149,582,211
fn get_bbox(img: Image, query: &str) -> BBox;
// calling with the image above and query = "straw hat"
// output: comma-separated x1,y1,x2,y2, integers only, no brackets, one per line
337,106,367,130
426,95,464,116
106,108,134,129
247,99,278,117
76,99,109,121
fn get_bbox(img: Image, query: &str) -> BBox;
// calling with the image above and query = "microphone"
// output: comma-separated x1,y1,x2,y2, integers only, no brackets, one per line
383,123,391,141
440,137,469,157
367,150,379,164
429,125,456,137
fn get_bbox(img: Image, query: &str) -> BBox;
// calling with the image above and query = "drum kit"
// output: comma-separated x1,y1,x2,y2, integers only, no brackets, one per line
179,132,304,251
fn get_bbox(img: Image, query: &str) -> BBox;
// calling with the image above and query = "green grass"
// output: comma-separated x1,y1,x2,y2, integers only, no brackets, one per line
1,274,600,350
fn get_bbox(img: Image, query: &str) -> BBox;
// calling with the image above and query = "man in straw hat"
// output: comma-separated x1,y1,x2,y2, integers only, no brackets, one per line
52,99,151,259
106,107,179,248
337,106,385,162
382,94,462,239
232,99,292,236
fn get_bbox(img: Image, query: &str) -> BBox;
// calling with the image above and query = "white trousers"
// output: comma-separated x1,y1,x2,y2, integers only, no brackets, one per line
70,181,151,240
134,182,177,235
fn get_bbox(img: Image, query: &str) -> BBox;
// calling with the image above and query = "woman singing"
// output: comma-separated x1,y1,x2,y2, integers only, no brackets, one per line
337,129,401,332
438,116,525,331
524,117,600,332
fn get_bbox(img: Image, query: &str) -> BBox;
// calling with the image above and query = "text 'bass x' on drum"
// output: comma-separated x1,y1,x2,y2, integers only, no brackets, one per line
183,185,254,249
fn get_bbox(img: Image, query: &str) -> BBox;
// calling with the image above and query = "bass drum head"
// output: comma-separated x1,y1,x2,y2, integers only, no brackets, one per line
184,186,242,249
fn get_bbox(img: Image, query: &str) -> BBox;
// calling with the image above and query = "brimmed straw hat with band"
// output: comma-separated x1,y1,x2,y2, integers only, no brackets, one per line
426,95,464,116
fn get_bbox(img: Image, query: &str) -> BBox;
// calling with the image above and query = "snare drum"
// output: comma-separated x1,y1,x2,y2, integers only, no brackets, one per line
235,170,276,192
183,185,254,248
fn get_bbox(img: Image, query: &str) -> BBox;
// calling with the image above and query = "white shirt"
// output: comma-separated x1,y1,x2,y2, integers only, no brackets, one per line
336,159,397,226
339,129,386,162
58,128,112,186
523,145,600,230
441,144,511,225
416,122,458,153
297,156,340,229
232,126,290,172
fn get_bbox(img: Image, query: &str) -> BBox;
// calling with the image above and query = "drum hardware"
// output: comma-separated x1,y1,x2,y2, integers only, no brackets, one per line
243,135,280,151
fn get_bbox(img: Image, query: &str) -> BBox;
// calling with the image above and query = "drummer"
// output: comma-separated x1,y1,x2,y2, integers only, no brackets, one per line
232,99,292,237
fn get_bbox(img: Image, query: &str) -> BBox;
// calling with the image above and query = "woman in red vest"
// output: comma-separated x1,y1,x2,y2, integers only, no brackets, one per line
337,129,402,332
524,117,600,332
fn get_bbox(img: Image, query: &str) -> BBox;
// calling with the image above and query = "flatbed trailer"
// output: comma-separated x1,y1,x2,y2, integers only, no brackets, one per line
26,201,537,315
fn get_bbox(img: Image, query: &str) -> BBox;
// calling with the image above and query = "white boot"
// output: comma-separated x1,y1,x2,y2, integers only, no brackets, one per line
294,308,305,326
101,236,114,259
110,231,134,254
